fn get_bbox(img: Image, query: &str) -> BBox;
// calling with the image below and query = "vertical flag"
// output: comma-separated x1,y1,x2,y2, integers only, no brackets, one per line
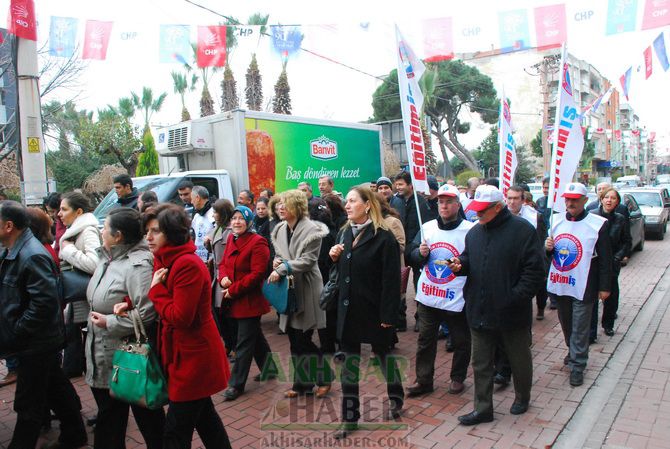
642,0,670,30
580,86,614,118
498,91,517,196
606,0,639,35
49,17,78,58
653,32,669,71
498,9,530,52
547,45,585,213
159,25,192,64
197,25,226,68
396,26,429,194
620,67,632,100
82,21,113,60
423,17,454,62
644,45,653,79
534,4,567,50
270,25,304,57
8,0,37,41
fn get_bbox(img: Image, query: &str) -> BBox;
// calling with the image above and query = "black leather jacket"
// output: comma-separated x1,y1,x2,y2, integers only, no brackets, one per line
590,206,632,265
0,229,64,357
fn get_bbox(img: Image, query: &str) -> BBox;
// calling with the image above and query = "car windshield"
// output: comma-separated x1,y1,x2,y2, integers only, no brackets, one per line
628,191,662,208
93,176,181,223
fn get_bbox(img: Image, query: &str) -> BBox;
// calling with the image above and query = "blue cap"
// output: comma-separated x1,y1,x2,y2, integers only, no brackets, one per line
233,205,254,225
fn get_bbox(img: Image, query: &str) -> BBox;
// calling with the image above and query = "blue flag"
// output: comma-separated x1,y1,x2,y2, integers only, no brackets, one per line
498,10,531,53
654,32,669,71
606,0,638,35
270,25,304,57
159,25,192,64
49,17,78,58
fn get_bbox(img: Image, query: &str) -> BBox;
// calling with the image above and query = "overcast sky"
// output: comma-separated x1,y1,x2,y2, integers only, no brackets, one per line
5,0,669,154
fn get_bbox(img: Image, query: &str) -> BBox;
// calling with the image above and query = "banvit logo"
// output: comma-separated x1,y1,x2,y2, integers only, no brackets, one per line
310,136,337,160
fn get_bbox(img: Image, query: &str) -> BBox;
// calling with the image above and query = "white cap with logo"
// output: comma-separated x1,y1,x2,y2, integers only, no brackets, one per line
466,185,504,212
437,184,459,197
561,182,588,199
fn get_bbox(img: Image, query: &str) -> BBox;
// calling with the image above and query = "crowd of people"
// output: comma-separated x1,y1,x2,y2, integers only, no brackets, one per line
0,169,634,446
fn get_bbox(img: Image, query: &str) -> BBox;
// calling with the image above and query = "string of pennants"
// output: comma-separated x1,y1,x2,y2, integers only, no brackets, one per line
619,30,669,101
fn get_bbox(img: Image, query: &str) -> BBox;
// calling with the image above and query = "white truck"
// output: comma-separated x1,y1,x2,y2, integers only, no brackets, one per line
93,110,384,222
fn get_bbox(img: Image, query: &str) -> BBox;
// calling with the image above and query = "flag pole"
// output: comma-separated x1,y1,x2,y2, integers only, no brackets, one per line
547,44,567,237
498,86,505,193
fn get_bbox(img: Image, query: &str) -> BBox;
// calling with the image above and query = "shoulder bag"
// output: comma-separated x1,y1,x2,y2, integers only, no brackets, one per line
109,308,168,410
262,261,298,315
319,233,344,311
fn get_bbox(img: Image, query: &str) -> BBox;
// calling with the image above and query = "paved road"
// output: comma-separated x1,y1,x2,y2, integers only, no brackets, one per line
0,235,668,449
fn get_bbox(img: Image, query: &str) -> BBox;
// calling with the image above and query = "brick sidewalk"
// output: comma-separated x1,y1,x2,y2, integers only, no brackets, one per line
0,237,668,449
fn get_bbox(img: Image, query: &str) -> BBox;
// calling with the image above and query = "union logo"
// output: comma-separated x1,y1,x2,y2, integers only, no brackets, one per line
552,233,583,272
425,242,459,284
562,63,572,96
310,136,338,160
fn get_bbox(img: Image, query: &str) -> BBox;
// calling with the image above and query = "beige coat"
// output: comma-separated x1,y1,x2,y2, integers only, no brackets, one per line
271,219,328,332
208,225,232,307
384,215,406,265
84,241,156,388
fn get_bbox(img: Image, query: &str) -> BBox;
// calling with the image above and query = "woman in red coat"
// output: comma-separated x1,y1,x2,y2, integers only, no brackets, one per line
218,206,276,401
131,203,230,449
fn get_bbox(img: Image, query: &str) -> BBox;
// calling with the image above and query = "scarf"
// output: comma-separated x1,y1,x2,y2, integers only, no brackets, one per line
350,218,372,238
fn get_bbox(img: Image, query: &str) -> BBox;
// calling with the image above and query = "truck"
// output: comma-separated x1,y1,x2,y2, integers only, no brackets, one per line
93,110,384,223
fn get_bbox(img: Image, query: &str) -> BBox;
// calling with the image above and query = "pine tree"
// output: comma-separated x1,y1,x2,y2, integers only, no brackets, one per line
245,54,263,111
221,65,239,112
272,66,291,115
136,129,159,176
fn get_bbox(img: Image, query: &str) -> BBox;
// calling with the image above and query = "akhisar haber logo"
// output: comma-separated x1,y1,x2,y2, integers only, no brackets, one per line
310,136,338,160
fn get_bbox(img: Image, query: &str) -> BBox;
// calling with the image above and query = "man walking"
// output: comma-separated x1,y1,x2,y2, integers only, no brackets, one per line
191,186,216,263
0,201,87,449
177,180,195,217
407,184,473,397
113,173,139,210
545,182,612,387
448,185,545,425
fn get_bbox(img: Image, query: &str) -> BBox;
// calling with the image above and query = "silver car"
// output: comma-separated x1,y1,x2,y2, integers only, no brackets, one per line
620,188,670,239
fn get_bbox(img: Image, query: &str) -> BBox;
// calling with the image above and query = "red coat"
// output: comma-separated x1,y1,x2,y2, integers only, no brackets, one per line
149,241,230,402
218,231,271,319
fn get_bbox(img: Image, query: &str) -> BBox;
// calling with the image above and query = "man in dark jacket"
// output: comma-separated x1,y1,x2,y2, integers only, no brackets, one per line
447,185,545,425
0,201,87,449
113,173,139,209
546,183,612,387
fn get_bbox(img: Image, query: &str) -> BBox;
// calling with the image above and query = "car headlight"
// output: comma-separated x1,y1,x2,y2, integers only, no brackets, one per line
645,216,661,223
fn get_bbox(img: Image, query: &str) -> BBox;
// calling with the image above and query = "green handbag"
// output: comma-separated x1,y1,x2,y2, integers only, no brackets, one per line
109,309,168,410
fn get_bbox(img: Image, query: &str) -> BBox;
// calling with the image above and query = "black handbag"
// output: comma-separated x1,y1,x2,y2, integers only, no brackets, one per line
60,268,92,304
319,263,339,311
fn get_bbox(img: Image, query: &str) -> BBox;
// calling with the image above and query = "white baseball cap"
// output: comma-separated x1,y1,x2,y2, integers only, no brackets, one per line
437,184,459,197
562,182,588,199
466,185,504,212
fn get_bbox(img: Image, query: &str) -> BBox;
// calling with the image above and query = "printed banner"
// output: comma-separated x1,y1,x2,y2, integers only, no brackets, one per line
615,129,622,141
534,4,567,49
653,32,670,71
547,46,585,213
8,0,37,41
270,25,304,56
396,26,429,194
197,25,226,68
498,94,517,197
423,17,454,62
49,16,78,57
159,24,192,64
606,0,639,35
620,66,632,100
642,0,670,30
82,20,113,60
498,9,531,52
581,87,614,118
644,45,653,78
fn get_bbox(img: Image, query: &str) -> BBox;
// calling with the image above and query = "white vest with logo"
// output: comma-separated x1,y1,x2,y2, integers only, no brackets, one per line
191,207,215,263
547,213,606,299
519,205,538,229
415,219,474,312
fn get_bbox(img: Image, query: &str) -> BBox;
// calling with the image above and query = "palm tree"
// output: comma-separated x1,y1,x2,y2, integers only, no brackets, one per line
243,14,269,112
172,71,198,121
131,87,167,133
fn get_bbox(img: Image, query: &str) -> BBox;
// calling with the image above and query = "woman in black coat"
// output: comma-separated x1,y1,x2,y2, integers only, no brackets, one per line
589,188,632,337
329,187,402,439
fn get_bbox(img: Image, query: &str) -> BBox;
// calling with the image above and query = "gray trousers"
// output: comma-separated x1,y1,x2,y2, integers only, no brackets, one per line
471,327,533,414
553,294,593,374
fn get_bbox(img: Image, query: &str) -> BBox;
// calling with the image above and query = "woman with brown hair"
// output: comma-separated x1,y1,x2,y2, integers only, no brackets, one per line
329,187,403,438
26,207,58,267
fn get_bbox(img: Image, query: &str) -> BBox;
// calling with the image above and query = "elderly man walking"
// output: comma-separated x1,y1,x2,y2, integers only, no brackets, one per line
448,185,545,425
546,182,612,387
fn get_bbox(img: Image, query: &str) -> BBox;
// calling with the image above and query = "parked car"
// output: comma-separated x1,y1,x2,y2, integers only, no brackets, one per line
622,193,646,251
655,174,670,185
620,187,670,240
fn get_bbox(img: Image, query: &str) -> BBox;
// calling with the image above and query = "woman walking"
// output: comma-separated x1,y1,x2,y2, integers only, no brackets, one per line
329,187,403,438
86,208,165,449
270,190,333,398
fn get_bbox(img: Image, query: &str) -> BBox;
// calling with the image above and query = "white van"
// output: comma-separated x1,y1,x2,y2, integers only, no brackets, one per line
617,175,642,187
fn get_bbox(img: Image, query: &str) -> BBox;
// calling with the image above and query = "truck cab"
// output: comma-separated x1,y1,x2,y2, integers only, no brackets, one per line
93,170,233,226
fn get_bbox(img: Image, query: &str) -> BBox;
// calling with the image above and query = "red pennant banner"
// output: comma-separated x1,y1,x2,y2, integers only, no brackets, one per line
644,45,653,79
642,0,670,30
197,25,226,68
534,4,566,50
423,18,454,62
82,21,113,60
8,0,37,41
614,129,622,141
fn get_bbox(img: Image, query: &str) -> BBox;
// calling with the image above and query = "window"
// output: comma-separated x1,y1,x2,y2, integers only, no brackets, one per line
187,177,219,201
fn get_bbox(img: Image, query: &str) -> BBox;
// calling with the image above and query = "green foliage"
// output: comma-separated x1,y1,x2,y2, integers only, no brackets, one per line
77,115,142,175
172,71,197,121
530,129,543,158
448,157,465,175
245,54,263,111
472,126,536,184
456,170,481,186
136,130,159,176
580,130,596,169
272,66,291,114
131,87,167,131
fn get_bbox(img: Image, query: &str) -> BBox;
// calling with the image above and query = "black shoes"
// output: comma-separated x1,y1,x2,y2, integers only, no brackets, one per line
510,401,529,415
536,309,545,320
407,382,434,397
604,328,615,336
223,387,242,401
493,373,510,386
333,422,359,440
570,370,584,387
458,410,494,426
387,400,403,420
